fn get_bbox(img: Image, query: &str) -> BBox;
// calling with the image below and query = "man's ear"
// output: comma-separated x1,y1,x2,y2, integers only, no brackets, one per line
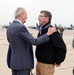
46,17,49,21
20,13,22,17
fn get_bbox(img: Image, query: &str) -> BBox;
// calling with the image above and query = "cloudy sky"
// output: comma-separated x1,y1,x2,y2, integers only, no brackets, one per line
0,0,74,27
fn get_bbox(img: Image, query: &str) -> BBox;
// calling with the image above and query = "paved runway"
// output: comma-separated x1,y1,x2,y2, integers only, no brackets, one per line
0,28,74,75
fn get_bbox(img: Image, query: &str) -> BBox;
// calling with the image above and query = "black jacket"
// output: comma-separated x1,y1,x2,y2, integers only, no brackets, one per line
35,22,67,64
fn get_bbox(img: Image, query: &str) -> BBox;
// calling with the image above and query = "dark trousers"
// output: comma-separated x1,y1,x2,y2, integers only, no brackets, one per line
12,69,30,75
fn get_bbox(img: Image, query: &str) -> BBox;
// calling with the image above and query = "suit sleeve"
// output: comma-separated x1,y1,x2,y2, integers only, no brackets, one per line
19,26,50,45
51,31,67,64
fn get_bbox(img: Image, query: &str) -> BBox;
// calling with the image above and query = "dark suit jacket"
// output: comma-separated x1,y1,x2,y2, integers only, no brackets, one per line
7,44,34,68
7,20,49,70
7,45,11,68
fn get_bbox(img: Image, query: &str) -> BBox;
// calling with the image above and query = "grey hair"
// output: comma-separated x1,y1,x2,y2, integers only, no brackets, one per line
14,7,25,19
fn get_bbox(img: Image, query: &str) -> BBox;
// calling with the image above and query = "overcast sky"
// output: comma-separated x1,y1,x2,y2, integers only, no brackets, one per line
0,0,74,27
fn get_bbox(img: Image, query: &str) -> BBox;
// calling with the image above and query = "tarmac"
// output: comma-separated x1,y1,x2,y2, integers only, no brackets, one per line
0,27,74,75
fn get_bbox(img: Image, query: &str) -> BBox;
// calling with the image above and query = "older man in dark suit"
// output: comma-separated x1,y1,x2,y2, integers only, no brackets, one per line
7,7,56,75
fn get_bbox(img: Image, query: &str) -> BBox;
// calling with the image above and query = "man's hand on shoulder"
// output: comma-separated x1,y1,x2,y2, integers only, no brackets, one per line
47,27,56,35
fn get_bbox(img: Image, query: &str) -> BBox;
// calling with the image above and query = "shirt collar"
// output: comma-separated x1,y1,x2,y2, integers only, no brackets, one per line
15,19,22,24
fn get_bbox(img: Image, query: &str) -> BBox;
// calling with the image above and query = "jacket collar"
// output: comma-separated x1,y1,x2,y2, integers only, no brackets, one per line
36,22,51,31
42,22,51,30
13,20,22,25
